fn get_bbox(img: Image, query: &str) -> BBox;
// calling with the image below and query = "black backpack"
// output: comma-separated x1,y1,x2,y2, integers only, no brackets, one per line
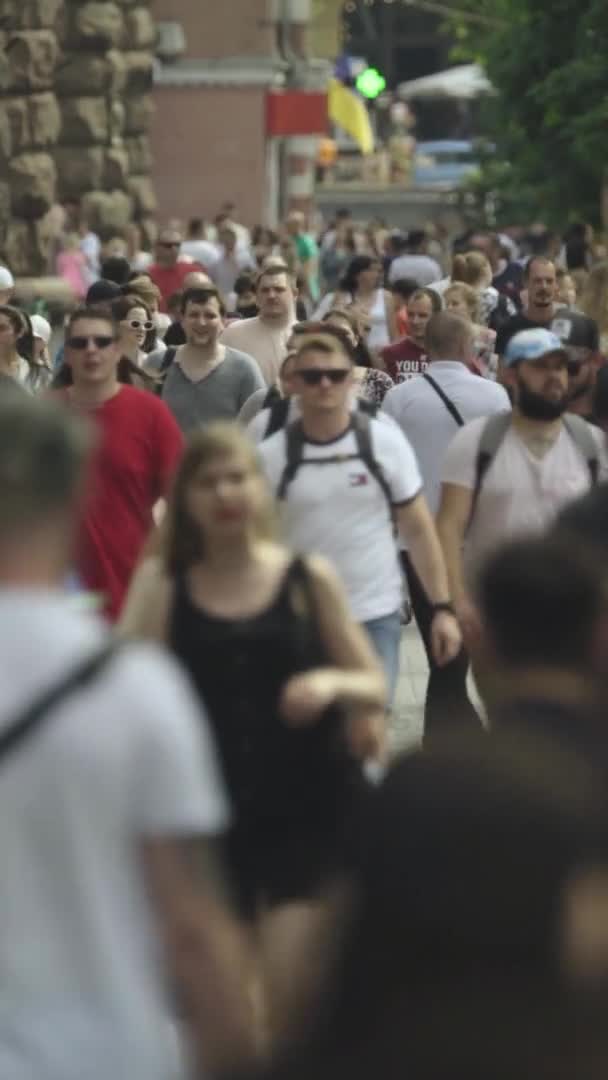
276,408,395,529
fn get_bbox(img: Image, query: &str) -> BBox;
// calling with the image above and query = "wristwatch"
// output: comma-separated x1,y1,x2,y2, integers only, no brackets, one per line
430,602,455,617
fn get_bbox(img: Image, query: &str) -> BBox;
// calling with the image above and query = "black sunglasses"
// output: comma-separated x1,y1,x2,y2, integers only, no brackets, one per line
296,368,351,386
159,241,180,249
66,335,115,350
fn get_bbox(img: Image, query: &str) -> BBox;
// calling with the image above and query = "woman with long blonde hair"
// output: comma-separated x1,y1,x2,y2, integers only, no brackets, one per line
121,422,386,1042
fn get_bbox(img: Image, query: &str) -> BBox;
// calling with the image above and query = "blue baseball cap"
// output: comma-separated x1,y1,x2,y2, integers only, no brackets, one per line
503,328,567,368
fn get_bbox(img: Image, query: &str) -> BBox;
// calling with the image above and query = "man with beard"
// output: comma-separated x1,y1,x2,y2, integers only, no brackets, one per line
437,329,604,652
495,256,558,357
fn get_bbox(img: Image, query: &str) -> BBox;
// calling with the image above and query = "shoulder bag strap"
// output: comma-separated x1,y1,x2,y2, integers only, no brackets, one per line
423,373,465,427
0,642,119,766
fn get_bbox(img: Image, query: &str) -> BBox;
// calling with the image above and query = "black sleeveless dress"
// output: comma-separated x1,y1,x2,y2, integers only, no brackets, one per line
169,557,367,916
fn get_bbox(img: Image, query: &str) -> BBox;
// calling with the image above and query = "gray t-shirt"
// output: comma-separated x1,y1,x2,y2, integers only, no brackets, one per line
162,346,265,433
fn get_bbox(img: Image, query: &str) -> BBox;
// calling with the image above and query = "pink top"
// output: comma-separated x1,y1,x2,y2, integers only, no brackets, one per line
56,251,88,298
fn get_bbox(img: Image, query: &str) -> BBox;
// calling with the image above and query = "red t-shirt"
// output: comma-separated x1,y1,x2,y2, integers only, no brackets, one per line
381,337,428,384
63,386,183,619
148,261,205,309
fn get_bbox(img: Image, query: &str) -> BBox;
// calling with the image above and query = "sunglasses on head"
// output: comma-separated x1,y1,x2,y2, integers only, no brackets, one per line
124,318,154,332
296,368,351,386
66,335,115,350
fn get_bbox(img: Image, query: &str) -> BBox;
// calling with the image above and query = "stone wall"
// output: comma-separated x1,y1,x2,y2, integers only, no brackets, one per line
0,0,157,275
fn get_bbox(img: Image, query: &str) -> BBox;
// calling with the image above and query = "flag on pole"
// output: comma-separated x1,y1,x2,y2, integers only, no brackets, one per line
328,77,374,155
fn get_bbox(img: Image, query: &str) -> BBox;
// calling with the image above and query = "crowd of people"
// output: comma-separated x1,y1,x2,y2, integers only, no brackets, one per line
2,204,608,1078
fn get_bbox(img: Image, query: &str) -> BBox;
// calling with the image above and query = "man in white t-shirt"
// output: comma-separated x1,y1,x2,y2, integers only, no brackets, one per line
383,311,510,734
0,392,250,1080
258,329,462,701
437,327,604,648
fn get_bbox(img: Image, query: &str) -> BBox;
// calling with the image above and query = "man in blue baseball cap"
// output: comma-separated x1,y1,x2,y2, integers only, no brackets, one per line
436,326,605,720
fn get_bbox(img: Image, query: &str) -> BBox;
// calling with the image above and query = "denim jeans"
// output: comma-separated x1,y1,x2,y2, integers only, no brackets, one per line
362,609,402,705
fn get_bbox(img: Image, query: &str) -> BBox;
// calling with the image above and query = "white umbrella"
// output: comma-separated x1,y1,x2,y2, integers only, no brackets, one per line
397,64,494,101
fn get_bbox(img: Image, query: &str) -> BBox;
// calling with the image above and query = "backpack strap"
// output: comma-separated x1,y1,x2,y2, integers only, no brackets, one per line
350,411,396,531
0,642,120,766
423,373,465,427
264,397,291,439
469,411,512,527
155,347,177,396
562,413,599,486
277,421,307,500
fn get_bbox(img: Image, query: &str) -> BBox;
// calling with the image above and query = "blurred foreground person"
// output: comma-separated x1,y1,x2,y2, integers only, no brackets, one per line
121,423,386,1043
262,735,608,1080
0,392,251,1080
477,535,608,765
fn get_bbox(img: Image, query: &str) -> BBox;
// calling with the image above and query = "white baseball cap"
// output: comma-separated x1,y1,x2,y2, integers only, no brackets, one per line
30,314,52,344
0,266,14,291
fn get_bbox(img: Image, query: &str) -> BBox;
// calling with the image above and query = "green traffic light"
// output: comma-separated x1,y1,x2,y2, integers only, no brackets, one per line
356,67,387,99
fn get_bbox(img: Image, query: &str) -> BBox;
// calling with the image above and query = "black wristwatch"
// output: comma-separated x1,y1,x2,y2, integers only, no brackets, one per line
430,602,455,618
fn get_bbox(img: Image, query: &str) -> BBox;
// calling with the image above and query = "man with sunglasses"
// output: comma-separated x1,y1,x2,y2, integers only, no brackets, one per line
258,330,462,702
148,228,206,312
58,306,183,619
438,328,605,660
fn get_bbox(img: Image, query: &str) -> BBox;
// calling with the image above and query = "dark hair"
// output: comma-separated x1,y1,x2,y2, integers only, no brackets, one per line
0,305,33,365
86,278,123,305
554,480,608,559
390,277,419,302
407,228,427,250
266,734,608,1080
187,217,203,237
322,307,374,368
111,294,156,353
52,306,118,388
0,304,28,338
234,272,256,298
100,256,132,287
478,535,602,670
180,287,225,317
340,255,380,295
524,255,556,282
408,287,442,313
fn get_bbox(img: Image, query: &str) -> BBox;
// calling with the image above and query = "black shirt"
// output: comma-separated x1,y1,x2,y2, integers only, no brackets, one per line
495,311,553,356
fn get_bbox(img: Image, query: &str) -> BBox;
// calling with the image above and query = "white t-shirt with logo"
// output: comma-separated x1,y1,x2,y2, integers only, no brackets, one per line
442,416,604,587
258,418,422,621
0,591,228,1080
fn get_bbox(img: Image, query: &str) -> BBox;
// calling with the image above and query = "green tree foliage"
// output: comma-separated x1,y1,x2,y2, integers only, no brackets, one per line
451,0,608,226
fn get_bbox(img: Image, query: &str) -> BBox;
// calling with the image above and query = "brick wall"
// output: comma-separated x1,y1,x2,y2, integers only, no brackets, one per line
152,86,267,226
